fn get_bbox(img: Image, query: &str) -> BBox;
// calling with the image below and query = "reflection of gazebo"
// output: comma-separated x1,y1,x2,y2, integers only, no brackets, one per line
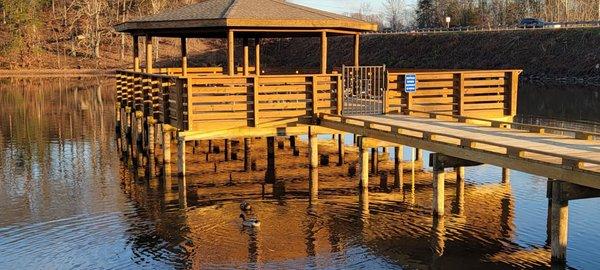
115,0,378,76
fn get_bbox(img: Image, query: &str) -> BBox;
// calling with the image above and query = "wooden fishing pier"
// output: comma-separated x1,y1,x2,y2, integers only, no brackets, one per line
113,0,600,265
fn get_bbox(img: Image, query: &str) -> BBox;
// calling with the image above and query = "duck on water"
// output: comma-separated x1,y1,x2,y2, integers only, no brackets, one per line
240,201,260,227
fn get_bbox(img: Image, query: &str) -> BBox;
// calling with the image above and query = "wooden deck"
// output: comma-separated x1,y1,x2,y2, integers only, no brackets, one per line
319,113,600,188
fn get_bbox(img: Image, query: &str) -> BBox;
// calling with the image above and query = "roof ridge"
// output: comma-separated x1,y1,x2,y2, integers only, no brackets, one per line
222,0,238,18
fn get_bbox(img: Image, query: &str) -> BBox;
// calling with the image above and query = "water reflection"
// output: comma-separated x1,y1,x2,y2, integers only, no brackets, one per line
1,78,600,269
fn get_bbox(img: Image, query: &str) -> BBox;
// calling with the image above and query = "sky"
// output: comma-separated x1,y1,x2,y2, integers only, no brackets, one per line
288,0,416,15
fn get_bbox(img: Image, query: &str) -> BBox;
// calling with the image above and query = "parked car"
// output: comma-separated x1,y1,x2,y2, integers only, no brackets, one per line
518,18,545,28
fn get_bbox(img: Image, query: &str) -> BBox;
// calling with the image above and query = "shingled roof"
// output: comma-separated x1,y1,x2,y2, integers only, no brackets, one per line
115,0,378,36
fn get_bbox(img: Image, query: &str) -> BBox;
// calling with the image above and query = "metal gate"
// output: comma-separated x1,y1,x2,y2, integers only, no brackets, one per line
342,65,387,115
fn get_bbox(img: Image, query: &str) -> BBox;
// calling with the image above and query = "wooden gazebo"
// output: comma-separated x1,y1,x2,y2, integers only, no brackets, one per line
115,0,378,76
114,0,521,187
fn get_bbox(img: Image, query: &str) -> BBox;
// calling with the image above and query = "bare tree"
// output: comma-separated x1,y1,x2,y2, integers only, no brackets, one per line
383,0,405,31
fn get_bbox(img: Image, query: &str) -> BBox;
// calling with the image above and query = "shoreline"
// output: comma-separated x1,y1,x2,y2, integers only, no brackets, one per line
0,69,116,78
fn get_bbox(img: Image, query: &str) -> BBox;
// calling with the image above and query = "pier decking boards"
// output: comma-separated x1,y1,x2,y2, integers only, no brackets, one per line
319,113,600,188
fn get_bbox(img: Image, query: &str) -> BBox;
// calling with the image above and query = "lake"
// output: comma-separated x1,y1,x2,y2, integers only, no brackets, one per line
0,77,599,269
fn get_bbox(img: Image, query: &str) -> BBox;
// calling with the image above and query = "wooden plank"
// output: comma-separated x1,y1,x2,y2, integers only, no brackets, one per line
190,103,248,112
257,102,307,110
463,95,505,102
260,110,309,118
190,111,248,120
464,87,504,94
259,93,308,101
464,79,505,87
189,87,249,94
463,72,506,78
189,95,249,103
463,102,505,110
416,81,454,88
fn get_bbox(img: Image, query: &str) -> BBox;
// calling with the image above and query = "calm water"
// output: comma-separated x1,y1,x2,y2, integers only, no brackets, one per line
1,77,599,269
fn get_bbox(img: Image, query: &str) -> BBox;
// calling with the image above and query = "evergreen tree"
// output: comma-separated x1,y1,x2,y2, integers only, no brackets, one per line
416,0,437,28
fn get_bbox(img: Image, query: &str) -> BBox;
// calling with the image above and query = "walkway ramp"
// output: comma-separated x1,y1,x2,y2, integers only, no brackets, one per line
319,113,600,188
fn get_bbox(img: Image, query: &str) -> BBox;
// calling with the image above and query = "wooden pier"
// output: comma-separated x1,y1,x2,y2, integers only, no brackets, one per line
113,0,600,265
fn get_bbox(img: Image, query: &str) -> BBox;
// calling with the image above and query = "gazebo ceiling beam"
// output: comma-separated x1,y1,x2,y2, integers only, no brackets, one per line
127,28,360,39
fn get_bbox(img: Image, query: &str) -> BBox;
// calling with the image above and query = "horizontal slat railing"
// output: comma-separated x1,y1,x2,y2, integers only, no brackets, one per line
186,74,342,131
116,70,186,129
386,70,520,118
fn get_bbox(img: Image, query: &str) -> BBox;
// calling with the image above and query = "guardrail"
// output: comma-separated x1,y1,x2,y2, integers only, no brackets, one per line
368,20,600,35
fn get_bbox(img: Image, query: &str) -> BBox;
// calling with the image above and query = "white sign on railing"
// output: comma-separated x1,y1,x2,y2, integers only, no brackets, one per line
404,74,417,93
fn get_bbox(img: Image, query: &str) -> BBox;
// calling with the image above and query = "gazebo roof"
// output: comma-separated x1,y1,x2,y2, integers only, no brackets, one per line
115,0,378,37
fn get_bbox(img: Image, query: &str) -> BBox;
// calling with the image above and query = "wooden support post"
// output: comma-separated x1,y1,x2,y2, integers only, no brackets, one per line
359,138,369,193
455,168,465,216
162,125,171,164
255,38,261,75
147,118,155,155
133,36,140,72
181,37,188,76
432,153,445,217
370,148,378,174
337,134,345,166
550,180,569,264
178,175,187,209
394,146,403,190
265,137,276,184
309,127,319,201
224,139,231,161
290,136,297,152
227,30,235,76
415,148,423,163
320,31,327,74
177,138,186,177
243,38,249,76
502,168,511,183
145,35,153,73
354,34,360,66
455,167,465,182
244,138,251,172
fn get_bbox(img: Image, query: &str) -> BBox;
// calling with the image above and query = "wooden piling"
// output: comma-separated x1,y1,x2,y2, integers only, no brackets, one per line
290,136,296,152
370,148,378,174
455,170,465,216
455,167,465,182
394,146,403,190
309,127,319,200
147,118,155,155
244,138,252,172
551,180,569,264
224,139,231,161
432,154,445,217
433,168,445,216
359,139,369,193
162,125,171,164
337,134,345,166
265,137,276,183
502,168,511,183
177,138,186,177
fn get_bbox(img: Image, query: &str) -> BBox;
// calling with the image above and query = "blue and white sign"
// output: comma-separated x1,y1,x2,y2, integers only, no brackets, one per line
404,74,417,93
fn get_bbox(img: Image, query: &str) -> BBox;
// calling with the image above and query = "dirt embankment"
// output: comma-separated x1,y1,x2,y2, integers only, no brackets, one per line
259,28,600,84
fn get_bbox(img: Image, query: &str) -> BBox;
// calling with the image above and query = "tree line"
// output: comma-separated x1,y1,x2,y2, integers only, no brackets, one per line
348,0,600,30
0,0,193,67
0,0,598,67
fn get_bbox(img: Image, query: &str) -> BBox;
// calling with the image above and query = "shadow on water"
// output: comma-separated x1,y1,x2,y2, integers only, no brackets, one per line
0,78,599,269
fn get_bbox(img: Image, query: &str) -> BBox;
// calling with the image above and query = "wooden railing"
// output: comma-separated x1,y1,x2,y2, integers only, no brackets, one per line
386,70,520,118
116,68,519,132
116,70,187,128
117,70,342,131
186,74,341,131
